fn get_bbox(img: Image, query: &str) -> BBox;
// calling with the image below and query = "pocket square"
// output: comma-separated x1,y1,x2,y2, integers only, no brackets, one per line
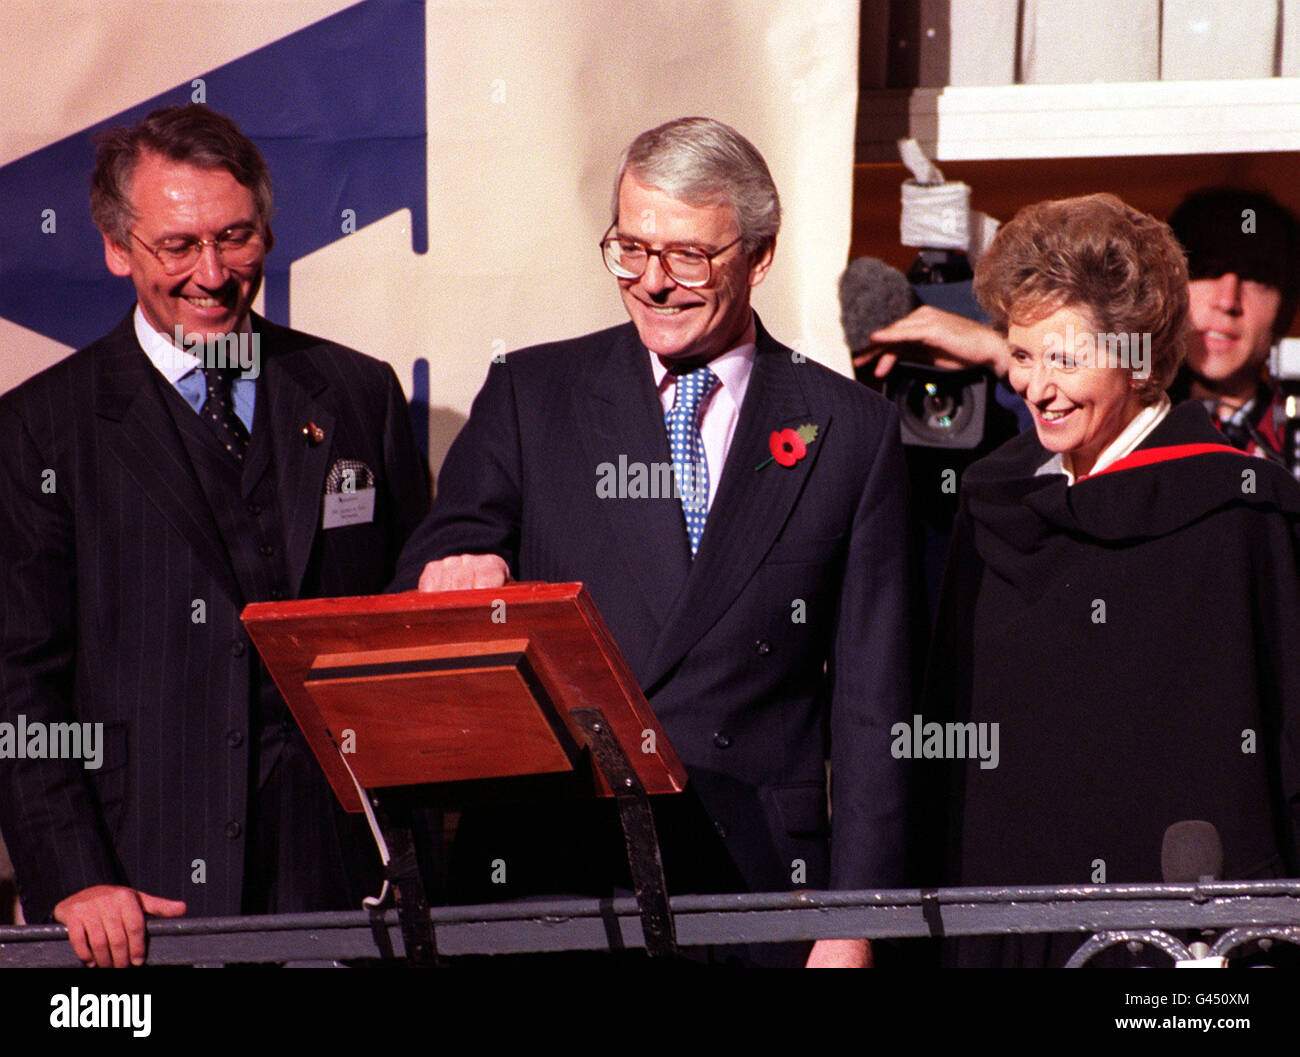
325,458,375,494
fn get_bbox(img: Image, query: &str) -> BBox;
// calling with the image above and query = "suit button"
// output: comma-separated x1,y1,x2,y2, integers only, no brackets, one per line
260,544,274,557
713,732,732,749
247,502,261,516
231,640,246,657
227,730,244,747
270,588,284,600
225,821,242,839
755,639,771,655
714,820,728,839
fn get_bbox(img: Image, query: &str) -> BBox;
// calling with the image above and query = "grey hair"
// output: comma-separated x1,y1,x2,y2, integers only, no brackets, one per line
91,104,273,249
611,117,781,254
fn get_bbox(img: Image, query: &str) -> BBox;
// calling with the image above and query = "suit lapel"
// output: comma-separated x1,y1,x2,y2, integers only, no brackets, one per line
94,315,243,605
258,323,337,598
577,326,692,626
641,321,831,690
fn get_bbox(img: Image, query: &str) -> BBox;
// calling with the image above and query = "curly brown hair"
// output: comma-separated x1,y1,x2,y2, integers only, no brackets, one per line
973,193,1189,402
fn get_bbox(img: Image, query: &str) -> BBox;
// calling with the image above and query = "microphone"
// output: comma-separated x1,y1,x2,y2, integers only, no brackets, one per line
1162,820,1225,965
1161,819,1223,883
838,256,917,354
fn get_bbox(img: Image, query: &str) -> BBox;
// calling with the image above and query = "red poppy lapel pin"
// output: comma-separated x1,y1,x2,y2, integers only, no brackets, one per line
756,423,819,470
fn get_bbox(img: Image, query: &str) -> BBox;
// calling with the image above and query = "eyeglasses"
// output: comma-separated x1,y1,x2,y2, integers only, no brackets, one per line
599,224,743,288
130,226,265,275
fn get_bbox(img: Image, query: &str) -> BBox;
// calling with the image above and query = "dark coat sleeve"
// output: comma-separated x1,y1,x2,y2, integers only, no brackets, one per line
826,404,913,890
390,359,522,589
378,361,433,556
0,398,123,920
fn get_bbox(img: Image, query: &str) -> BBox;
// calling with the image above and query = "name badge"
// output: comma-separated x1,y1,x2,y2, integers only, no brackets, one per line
322,487,376,529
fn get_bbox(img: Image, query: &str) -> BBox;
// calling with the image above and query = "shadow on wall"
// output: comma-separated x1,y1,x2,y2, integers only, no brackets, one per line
426,407,469,498
408,355,468,493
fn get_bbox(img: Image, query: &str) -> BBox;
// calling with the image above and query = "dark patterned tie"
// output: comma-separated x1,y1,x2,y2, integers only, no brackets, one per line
200,366,250,463
665,365,720,556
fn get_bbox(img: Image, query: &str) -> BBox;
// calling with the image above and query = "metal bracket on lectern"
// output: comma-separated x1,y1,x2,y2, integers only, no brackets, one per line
373,795,439,967
570,707,678,958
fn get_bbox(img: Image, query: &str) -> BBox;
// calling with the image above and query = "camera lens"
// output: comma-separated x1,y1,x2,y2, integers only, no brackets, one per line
885,366,988,449
906,379,969,437
923,383,957,426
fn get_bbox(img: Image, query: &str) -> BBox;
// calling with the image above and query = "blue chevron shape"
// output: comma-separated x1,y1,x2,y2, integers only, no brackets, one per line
0,0,427,350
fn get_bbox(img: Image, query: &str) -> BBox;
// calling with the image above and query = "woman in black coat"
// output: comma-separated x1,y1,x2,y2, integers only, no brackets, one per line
924,193,1300,967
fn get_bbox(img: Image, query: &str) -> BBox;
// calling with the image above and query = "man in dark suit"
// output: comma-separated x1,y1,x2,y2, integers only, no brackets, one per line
0,104,430,966
392,117,912,967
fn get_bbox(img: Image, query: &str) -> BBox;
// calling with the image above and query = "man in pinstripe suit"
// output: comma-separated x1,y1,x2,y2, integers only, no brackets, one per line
0,105,429,966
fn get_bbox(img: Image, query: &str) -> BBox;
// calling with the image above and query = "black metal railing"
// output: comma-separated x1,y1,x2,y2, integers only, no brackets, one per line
4,879,1300,966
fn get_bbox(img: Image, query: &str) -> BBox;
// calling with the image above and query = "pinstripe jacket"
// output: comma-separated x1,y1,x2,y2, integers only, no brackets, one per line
0,311,429,923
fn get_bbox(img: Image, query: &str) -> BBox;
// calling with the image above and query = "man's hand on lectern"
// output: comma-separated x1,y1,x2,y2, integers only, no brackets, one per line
416,553,512,592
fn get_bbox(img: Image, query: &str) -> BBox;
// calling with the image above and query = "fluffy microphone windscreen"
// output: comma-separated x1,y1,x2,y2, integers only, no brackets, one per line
839,256,917,352
1161,819,1224,883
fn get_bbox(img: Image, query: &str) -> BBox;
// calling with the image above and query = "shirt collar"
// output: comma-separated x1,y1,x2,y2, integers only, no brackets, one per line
133,305,253,384
1200,379,1273,430
649,316,758,408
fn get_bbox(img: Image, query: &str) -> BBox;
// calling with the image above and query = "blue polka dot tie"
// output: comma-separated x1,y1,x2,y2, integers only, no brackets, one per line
200,365,250,463
665,366,720,557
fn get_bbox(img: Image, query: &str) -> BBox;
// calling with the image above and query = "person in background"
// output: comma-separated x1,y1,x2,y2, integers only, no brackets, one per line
1166,187,1299,466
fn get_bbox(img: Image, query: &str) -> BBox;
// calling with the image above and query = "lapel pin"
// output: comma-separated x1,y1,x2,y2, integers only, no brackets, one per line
756,423,819,470
303,422,326,446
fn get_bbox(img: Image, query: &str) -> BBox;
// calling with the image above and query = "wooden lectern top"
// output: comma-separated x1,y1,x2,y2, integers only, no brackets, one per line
241,583,687,812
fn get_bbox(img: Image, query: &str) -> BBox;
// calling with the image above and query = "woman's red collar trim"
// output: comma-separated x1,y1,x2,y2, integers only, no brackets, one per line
1078,443,1245,482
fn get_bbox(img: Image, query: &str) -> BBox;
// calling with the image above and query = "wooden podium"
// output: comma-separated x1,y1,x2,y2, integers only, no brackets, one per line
242,582,688,961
